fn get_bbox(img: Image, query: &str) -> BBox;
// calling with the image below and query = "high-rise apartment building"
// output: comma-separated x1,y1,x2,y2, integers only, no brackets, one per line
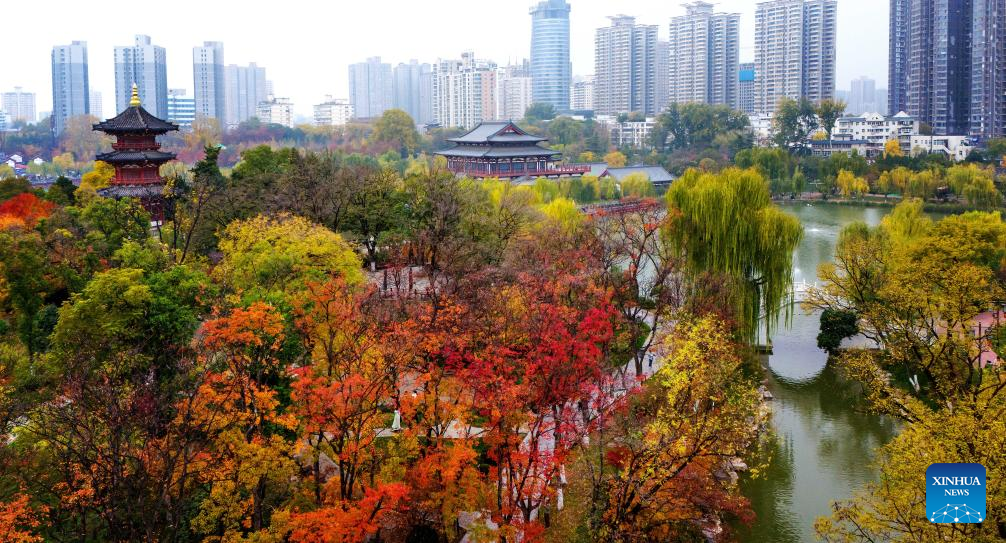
888,0,972,135
432,52,497,129
888,0,911,115
193,41,226,123
754,0,837,114
971,0,1006,138
530,0,571,111
2,87,36,123
738,63,756,115
891,0,1006,138
348,57,394,119
655,40,670,112
224,63,268,128
114,35,168,118
393,60,433,125
571,75,595,111
495,62,533,121
51,41,90,135
668,2,740,108
167,88,195,129
89,91,103,120
594,15,659,116
314,96,354,127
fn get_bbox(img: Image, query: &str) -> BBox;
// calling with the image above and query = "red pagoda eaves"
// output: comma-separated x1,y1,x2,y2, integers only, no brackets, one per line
93,83,178,221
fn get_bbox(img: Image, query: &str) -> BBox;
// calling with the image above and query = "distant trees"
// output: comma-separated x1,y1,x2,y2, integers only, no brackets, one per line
524,102,557,123
371,109,419,156
772,97,818,149
650,102,751,153
815,98,846,140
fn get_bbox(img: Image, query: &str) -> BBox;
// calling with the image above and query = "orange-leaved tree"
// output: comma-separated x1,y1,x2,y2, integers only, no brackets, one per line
186,302,298,541
0,193,56,229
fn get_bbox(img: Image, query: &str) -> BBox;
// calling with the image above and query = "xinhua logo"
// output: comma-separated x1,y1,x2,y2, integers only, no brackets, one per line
926,463,986,523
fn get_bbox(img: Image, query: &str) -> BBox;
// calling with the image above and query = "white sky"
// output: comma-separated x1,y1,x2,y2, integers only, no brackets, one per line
4,0,887,118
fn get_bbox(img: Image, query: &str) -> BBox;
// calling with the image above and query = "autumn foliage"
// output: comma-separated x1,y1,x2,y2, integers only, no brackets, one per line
0,193,56,229
0,163,773,543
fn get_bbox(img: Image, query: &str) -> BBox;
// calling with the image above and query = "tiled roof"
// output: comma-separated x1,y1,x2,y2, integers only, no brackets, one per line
447,121,545,144
97,183,166,198
96,150,176,164
602,165,676,185
93,106,178,133
435,144,559,158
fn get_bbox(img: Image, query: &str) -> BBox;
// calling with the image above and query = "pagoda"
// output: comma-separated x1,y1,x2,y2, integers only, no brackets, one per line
435,121,589,179
93,83,179,221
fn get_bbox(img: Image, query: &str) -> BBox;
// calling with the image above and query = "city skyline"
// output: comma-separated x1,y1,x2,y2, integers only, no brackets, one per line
2,0,885,119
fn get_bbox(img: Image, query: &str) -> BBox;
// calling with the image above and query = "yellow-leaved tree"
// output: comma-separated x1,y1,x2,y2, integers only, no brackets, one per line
809,205,1006,542
836,169,869,198
883,138,903,158
604,150,627,168
214,213,364,300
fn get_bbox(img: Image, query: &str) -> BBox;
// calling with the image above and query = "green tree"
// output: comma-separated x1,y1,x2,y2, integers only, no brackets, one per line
735,147,792,184
371,109,419,157
547,116,584,146
650,102,751,153
79,196,152,256
344,169,406,271
816,309,858,354
46,176,76,206
815,99,847,140
524,102,556,123
665,167,802,337
772,97,818,150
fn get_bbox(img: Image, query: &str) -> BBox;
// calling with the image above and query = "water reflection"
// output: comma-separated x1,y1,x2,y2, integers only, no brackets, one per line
738,204,899,543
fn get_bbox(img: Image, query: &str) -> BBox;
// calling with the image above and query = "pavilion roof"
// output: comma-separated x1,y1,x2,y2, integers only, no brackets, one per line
446,121,546,144
435,144,559,159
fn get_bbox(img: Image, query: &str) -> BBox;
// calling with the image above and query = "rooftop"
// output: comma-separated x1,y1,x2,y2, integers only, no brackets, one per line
446,121,546,144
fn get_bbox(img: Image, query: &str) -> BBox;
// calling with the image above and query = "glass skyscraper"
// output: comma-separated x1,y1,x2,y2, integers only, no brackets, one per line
530,0,571,112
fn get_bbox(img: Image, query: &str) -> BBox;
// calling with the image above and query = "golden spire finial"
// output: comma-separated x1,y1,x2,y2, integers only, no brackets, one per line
129,83,141,107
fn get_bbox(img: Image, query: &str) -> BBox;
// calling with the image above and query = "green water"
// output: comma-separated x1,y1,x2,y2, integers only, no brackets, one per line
738,204,900,542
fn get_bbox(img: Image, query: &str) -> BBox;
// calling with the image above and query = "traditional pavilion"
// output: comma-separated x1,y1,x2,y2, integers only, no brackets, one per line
435,121,589,179
93,83,178,221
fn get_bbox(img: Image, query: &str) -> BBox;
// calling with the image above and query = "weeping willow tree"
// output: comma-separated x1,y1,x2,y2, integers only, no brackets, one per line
664,167,802,339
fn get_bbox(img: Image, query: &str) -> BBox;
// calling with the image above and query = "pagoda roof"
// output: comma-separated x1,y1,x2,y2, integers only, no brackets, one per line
93,105,179,134
97,184,165,199
447,121,546,144
96,150,177,164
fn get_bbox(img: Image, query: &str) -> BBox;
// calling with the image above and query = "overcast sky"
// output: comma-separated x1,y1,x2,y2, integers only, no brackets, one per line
5,0,887,119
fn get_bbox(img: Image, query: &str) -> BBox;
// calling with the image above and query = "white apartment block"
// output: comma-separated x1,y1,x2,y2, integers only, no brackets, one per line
432,52,497,130
597,115,656,149
256,96,293,127
1,87,36,123
668,2,740,107
910,136,974,162
571,76,594,111
754,0,836,114
495,65,533,121
833,111,919,152
313,97,354,127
